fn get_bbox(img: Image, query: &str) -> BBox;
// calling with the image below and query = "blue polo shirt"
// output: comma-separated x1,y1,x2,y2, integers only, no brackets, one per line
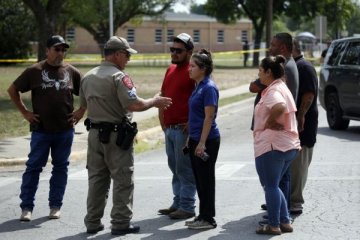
188,77,220,141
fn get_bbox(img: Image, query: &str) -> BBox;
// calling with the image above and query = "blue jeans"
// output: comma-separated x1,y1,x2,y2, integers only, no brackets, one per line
165,128,196,213
20,129,74,210
255,149,298,227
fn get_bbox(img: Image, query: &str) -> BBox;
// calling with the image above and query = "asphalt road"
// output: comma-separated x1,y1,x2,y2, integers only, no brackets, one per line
0,98,359,240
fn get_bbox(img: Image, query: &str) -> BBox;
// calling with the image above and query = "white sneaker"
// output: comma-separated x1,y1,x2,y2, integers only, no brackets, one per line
49,208,61,219
187,220,216,229
20,210,32,221
185,217,200,226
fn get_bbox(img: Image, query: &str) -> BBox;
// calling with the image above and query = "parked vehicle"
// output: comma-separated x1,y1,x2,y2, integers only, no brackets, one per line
319,37,360,130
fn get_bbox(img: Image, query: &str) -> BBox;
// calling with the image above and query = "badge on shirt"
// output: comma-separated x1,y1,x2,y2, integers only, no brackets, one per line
122,75,134,89
128,89,137,99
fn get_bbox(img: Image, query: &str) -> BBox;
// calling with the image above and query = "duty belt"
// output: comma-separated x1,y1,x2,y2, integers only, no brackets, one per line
84,118,121,132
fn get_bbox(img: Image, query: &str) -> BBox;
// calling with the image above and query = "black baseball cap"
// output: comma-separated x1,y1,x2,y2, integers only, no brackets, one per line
46,35,70,48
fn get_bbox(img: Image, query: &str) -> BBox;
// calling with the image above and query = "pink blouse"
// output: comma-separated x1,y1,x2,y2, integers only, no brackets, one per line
253,79,301,158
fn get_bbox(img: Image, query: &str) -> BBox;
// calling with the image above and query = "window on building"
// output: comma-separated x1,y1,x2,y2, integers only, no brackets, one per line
167,29,174,42
127,29,135,43
217,30,224,43
193,30,200,43
241,30,248,42
66,27,75,43
155,29,162,43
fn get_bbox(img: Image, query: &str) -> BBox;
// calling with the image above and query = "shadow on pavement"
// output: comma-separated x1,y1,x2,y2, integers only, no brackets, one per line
318,126,360,141
0,216,48,233
209,212,269,240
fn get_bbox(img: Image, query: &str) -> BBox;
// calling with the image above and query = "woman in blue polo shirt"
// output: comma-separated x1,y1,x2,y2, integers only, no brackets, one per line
185,49,220,230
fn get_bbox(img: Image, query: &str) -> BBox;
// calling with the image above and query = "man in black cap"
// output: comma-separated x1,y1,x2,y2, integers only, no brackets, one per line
7,35,85,221
158,33,197,220
80,36,172,235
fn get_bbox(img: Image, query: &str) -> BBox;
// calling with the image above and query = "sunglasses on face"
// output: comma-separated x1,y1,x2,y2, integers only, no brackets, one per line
54,47,67,53
118,51,131,57
170,47,186,54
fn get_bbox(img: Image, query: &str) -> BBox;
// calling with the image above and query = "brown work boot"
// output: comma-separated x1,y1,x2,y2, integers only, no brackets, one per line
168,209,195,219
158,207,177,215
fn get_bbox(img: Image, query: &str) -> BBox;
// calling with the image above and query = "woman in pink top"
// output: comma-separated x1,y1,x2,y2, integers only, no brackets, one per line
253,55,301,235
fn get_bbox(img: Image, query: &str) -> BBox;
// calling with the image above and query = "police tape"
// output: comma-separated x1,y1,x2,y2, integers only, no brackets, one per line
0,48,270,63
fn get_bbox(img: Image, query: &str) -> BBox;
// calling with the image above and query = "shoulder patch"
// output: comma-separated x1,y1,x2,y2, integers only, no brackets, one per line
122,75,134,89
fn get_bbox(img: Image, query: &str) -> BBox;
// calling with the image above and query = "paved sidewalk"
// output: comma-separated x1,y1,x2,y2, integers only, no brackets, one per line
0,84,251,166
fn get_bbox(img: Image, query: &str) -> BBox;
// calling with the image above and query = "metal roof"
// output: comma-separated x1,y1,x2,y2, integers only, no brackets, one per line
143,11,251,23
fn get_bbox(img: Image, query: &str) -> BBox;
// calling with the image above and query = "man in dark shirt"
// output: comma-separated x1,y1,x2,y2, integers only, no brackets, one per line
290,39,318,215
7,35,85,222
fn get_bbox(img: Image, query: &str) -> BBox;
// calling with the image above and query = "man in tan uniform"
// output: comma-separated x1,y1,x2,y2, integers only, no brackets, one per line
80,36,172,236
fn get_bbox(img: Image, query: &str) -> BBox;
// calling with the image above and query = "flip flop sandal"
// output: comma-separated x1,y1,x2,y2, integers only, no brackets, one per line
256,225,281,235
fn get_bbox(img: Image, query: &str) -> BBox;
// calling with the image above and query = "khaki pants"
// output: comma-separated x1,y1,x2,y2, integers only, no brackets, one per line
290,146,313,210
84,130,134,230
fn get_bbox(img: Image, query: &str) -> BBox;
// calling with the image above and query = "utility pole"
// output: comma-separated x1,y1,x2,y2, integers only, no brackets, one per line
109,0,114,37
266,0,273,57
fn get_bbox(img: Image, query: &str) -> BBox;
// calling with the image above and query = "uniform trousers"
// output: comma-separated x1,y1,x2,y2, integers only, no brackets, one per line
290,146,314,211
84,130,134,230
188,137,220,223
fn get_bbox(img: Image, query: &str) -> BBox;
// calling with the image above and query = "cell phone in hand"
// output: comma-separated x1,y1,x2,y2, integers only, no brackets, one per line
182,146,189,155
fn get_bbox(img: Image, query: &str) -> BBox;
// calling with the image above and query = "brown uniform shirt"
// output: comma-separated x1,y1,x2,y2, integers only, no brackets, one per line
80,61,138,123
13,60,82,132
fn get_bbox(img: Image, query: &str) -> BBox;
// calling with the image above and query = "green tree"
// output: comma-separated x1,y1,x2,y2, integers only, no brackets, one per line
0,0,35,64
284,0,356,39
205,0,286,66
67,0,176,54
204,0,357,66
346,2,360,36
22,0,68,61
190,3,206,15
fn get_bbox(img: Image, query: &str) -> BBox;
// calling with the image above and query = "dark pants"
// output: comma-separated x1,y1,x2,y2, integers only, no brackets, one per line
188,137,220,223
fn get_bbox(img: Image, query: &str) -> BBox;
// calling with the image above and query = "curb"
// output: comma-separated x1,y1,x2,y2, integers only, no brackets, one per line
0,85,254,167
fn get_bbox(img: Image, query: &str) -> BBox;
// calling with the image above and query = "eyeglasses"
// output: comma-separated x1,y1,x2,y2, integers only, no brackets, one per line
170,47,186,54
118,51,131,58
54,47,67,53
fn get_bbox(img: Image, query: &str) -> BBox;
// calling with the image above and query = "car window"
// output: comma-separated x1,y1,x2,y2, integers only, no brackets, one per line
340,41,360,65
327,41,346,66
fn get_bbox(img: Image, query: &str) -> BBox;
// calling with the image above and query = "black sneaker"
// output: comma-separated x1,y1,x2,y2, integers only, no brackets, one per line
111,224,140,235
87,224,104,234
290,209,303,215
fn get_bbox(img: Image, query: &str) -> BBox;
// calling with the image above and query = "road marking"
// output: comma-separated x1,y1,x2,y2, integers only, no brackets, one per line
0,177,19,187
216,164,245,179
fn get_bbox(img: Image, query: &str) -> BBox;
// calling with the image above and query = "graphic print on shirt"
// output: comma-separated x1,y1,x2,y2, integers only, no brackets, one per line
41,70,70,91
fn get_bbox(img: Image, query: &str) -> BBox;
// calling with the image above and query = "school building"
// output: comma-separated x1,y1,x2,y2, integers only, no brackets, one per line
68,12,253,54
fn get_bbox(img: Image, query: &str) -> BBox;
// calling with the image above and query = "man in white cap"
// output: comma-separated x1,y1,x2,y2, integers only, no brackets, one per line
158,33,197,219
80,36,172,235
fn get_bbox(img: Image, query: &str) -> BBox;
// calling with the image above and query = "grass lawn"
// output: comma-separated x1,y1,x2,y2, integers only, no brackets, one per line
0,55,258,140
